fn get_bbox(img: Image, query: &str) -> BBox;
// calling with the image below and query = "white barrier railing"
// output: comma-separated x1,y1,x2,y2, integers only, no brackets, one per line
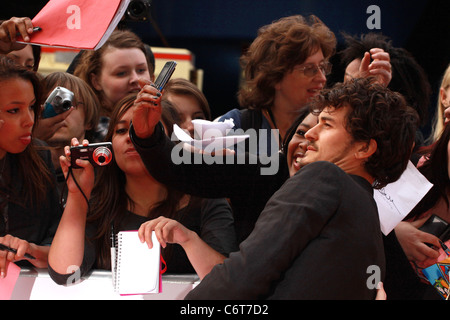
11,267,199,300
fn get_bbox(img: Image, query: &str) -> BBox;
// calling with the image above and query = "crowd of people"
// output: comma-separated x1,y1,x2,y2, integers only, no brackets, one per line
0,14,449,300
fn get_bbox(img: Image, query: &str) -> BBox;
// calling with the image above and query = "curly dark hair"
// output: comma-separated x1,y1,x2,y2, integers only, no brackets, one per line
339,32,431,127
238,15,336,110
310,77,419,189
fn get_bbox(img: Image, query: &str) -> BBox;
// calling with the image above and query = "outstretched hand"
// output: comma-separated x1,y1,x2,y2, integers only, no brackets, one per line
132,79,163,139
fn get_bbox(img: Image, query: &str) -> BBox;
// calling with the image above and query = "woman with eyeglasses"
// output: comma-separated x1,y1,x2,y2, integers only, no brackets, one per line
218,15,390,155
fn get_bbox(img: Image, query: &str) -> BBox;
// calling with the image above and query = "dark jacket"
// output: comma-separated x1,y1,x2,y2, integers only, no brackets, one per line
130,122,289,243
185,161,386,299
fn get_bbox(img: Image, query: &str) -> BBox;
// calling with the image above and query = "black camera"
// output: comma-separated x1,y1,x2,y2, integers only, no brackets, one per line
42,86,74,118
70,143,114,168
126,0,151,21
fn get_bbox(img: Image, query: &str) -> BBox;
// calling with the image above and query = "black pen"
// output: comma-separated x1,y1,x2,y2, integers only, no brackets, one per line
0,243,36,260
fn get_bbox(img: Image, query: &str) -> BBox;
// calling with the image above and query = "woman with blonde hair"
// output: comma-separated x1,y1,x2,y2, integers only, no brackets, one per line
429,64,450,142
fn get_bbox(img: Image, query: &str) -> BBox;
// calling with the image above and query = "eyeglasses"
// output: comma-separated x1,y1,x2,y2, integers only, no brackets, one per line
294,61,332,77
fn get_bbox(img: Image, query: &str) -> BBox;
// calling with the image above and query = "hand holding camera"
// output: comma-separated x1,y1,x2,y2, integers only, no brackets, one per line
70,142,114,169
59,139,114,203
42,86,74,119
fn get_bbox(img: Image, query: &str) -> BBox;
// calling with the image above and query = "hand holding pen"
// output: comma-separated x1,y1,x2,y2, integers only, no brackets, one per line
0,235,37,278
0,17,39,54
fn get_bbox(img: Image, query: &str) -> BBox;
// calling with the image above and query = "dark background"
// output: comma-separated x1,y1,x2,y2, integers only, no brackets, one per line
3,0,449,138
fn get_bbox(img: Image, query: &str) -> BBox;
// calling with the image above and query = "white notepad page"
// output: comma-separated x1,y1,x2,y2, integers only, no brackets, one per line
115,230,161,295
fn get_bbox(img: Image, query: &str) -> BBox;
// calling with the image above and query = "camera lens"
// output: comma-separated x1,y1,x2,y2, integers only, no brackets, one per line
62,100,72,111
126,0,150,21
93,147,113,166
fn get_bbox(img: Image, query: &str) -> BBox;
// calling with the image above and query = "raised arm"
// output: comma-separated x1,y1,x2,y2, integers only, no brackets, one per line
48,139,95,280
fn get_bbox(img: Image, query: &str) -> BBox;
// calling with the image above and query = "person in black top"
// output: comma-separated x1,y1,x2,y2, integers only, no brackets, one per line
48,93,237,285
184,78,418,299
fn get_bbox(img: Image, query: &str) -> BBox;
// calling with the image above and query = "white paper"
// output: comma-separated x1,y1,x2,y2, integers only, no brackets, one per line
374,160,433,235
173,119,248,150
114,231,160,295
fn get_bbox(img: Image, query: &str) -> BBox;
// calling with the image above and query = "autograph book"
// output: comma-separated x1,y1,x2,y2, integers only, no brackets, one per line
18,0,130,50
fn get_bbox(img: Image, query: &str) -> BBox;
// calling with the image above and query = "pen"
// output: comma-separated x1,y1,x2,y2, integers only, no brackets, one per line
16,26,42,37
0,243,35,260
439,240,450,257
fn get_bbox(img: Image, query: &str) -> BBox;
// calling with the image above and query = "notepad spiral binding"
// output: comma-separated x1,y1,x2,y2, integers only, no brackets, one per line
112,232,121,292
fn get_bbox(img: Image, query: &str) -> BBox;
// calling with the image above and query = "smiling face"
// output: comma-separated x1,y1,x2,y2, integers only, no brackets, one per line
274,49,327,111
92,47,150,111
0,78,35,158
286,113,318,177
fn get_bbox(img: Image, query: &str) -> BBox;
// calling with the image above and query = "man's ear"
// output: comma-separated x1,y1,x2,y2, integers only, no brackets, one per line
355,139,377,160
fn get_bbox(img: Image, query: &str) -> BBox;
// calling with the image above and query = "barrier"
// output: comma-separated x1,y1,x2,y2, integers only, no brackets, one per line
11,267,199,300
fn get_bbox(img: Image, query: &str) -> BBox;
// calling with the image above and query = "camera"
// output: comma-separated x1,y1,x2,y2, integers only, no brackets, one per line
42,86,74,118
70,142,114,168
126,0,151,21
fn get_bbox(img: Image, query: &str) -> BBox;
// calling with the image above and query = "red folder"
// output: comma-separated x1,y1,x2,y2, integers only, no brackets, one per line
19,0,130,50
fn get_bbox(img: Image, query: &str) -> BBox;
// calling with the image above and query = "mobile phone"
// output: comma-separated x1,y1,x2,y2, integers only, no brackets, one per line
419,214,450,243
152,61,177,91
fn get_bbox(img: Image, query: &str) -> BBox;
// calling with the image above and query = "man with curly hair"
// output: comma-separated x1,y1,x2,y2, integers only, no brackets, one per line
184,78,419,300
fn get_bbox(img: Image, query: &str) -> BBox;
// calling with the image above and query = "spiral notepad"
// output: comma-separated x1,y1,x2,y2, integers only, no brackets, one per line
112,230,161,295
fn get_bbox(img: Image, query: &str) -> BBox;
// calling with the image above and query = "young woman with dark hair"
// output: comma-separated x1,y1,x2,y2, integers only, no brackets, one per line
48,93,237,285
0,56,61,277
